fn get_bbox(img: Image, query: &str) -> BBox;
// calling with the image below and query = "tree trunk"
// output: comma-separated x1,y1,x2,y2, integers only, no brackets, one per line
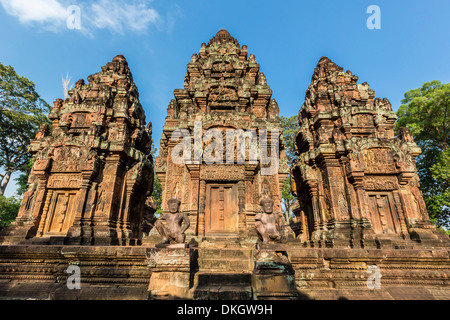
285,204,291,223
0,171,12,196
283,200,291,224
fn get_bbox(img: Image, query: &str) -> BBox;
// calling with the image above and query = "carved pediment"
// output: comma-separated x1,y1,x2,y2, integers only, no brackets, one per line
361,148,397,174
208,85,239,109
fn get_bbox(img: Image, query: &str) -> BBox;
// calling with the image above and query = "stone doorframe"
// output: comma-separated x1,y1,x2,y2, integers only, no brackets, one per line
189,164,247,238
204,182,238,235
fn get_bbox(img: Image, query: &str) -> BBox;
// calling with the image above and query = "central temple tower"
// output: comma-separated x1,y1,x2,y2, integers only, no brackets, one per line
155,29,289,241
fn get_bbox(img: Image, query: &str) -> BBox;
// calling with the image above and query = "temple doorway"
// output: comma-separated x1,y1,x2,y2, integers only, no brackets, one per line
205,183,238,236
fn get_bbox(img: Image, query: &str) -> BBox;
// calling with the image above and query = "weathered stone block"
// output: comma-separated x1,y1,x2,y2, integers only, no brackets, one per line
146,247,192,299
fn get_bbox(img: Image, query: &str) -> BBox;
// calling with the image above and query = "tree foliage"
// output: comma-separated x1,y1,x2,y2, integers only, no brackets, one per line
282,178,295,222
0,62,51,196
151,144,162,217
396,80,450,228
152,175,163,217
0,196,21,230
280,115,299,164
280,115,300,221
14,158,33,196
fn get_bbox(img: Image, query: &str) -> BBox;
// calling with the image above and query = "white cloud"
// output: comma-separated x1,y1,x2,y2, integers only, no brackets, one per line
0,0,162,35
89,0,160,34
0,0,66,28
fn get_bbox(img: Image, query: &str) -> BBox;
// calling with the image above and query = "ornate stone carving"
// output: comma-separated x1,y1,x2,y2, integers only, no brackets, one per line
291,56,448,248
154,199,191,245
47,174,82,189
255,197,287,244
363,176,399,190
200,164,244,181
155,29,288,240
1,55,154,246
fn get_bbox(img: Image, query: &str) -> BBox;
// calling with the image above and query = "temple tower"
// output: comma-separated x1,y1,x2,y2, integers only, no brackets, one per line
0,55,154,246
155,30,289,242
291,57,449,248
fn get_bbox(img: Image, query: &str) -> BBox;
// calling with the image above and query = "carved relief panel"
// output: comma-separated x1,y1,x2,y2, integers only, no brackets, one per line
208,85,239,110
362,149,397,174
200,164,244,181
50,146,83,173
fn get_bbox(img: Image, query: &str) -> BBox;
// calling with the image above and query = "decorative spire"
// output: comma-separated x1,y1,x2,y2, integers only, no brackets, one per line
312,56,343,81
207,29,240,47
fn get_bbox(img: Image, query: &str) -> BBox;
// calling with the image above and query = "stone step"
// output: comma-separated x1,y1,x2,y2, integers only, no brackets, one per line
197,248,253,260
376,237,420,249
192,272,253,300
195,272,252,286
198,258,252,272
193,285,253,300
195,248,254,272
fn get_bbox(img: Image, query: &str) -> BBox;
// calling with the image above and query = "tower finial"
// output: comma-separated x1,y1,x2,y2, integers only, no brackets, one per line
207,29,239,47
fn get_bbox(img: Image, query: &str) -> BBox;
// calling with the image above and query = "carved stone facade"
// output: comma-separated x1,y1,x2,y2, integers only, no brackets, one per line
0,38,448,301
154,30,289,241
0,55,154,246
291,56,449,248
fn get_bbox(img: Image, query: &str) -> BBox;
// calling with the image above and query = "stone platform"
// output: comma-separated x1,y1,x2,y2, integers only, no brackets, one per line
0,244,448,300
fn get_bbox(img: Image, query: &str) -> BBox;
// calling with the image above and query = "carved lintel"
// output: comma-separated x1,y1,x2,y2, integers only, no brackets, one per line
47,174,82,189
363,175,399,190
200,164,244,181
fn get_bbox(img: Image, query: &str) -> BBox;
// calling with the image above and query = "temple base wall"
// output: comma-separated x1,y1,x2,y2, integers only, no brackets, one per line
0,244,448,300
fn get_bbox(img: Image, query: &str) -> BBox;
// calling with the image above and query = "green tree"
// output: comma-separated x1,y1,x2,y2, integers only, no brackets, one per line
151,144,162,217
0,195,21,230
396,80,450,228
280,115,299,164
152,176,163,217
0,62,51,196
280,115,300,221
14,158,33,196
282,178,295,222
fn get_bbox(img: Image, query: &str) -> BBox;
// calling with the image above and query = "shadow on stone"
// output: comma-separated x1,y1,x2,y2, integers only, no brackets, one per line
252,249,312,300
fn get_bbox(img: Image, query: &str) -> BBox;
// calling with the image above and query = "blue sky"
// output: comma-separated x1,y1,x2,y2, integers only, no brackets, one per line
1,0,450,196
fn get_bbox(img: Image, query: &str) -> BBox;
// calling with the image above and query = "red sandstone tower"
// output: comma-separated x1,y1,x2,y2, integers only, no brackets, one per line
291,57,449,248
0,55,154,246
154,30,289,242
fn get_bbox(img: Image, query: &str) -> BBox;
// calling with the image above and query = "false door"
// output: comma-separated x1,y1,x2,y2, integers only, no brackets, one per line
367,192,400,235
205,183,238,235
43,191,78,235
